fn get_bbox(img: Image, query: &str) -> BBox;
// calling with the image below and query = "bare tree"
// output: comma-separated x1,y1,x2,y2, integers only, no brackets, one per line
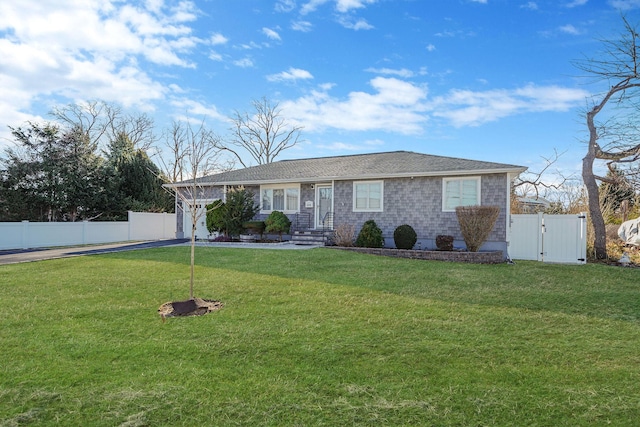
511,150,573,214
219,97,303,167
513,149,572,198
162,121,224,299
154,121,189,183
50,100,156,152
573,16,640,259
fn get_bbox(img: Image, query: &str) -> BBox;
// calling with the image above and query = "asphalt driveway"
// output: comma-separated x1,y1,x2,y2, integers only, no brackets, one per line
0,239,189,265
0,239,319,265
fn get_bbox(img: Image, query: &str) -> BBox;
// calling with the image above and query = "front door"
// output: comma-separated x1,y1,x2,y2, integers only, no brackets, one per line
316,184,333,229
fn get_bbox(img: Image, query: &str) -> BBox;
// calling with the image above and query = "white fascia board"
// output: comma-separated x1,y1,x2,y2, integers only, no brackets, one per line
165,167,528,187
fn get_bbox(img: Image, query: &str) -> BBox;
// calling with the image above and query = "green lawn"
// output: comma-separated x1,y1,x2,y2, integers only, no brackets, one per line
1,247,639,426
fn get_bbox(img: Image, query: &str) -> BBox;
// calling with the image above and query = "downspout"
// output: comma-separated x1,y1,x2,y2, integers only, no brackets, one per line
505,173,514,263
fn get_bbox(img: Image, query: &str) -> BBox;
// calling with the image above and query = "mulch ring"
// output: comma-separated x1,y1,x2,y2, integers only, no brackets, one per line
158,297,223,321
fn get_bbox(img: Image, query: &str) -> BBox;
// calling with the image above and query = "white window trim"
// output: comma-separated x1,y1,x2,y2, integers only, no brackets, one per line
260,184,300,214
442,176,481,212
353,180,384,213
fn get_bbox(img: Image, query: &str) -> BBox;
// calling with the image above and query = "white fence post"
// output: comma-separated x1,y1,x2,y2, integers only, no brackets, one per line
128,211,133,241
22,220,29,249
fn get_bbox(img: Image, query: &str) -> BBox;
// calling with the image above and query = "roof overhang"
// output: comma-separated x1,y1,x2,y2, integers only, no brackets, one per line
163,166,527,188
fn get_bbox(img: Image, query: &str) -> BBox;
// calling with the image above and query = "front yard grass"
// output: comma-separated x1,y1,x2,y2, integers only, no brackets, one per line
1,247,639,426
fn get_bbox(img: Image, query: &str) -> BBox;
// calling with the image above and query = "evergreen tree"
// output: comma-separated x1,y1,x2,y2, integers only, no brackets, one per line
1,123,105,221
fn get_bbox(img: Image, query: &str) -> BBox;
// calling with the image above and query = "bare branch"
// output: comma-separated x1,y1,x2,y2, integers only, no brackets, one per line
577,15,640,259
218,97,304,167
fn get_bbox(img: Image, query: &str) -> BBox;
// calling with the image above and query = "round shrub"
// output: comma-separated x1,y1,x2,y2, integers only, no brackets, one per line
355,220,384,248
265,210,291,241
393,224,417,250
435,234,454,251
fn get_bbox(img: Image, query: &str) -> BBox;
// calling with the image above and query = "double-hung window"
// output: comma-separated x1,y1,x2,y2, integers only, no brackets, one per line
261,185,299,213
442,177,481,211
353,181,383,212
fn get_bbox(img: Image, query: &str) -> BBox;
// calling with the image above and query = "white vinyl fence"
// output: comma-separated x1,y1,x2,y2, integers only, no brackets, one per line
0,211,176,250
509,213,587,264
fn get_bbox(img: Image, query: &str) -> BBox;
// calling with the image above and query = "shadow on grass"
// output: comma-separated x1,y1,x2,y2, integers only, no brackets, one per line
102,246,640,324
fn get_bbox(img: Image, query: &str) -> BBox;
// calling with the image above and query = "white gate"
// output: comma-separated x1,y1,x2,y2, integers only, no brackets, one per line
509,213,587,264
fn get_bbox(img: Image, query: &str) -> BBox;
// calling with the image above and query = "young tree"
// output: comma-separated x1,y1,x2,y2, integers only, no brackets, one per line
163,121,223,299
219,97,303,167
574,16,640,259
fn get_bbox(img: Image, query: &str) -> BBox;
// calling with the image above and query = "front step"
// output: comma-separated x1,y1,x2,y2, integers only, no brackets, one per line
292,230,330,245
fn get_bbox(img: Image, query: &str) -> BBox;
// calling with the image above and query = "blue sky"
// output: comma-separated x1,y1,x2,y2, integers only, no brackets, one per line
1,0,639,180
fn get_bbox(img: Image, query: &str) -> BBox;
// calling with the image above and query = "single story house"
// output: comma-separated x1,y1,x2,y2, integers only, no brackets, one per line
170,151,526,257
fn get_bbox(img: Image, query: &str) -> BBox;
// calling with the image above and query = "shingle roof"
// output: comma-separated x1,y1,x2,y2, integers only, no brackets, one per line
183,151,526,185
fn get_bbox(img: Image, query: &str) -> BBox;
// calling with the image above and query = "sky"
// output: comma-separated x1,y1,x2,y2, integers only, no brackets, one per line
1,0,639,181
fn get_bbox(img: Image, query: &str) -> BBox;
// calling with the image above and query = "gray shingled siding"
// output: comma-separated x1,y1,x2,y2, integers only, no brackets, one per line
177,175,509,253
332,174,508,250
251,184,317,232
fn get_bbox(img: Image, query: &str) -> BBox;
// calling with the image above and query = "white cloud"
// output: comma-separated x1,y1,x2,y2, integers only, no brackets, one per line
281,77,429,134
430,84,589,127
365,67,415,78
470,0,488,3
262,27,282,41
209,51,223,61
317,137,384,152
300,0,377,15
521,2,539,10
267,67,314,82
280,78,589,134
275,0,297,13
608,0,640,9
559,24,582,35
426,44,436,52
211,33,229,45
300,0,330,15
169,99,226,123
0,0,203,145
335,0,377,13
338,16,374,30
566,0,588,7
233,57,255,68
292,20,314,32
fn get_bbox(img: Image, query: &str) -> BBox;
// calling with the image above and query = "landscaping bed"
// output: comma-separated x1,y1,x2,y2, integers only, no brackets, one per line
328,246,504,263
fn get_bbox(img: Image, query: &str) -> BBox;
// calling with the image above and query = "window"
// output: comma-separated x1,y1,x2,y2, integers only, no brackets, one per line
353,181,383,212
261,185,299,213
442,177,480,211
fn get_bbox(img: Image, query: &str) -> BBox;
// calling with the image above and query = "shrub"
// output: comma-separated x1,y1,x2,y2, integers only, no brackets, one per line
265,211,291,241
355,220,384,248
243,220,266,238
393,224,417,250
225,187,260,237
455,205,500,252
333,223,356,247
206,200,226,234
435,235,454,251
207,187,260,237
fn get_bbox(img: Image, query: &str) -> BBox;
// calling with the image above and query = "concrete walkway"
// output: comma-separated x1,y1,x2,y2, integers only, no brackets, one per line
0,239,320,265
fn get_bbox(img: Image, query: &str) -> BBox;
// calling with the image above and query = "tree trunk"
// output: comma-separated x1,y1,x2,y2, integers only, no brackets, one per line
190,223,196,299
583,109,608,260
